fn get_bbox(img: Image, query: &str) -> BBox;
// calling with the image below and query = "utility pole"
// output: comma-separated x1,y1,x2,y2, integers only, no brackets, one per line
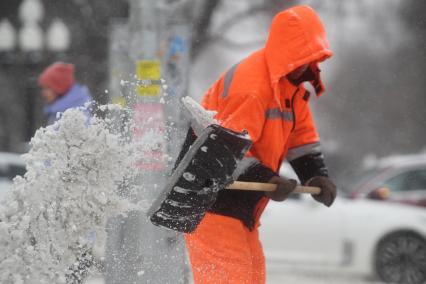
106,0,195,283
160,1,194,164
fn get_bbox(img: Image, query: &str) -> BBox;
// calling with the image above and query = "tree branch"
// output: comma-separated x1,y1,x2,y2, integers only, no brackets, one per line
190,0,222,60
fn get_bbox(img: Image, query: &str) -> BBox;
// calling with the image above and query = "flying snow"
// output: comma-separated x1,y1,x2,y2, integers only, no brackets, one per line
0,106,146,283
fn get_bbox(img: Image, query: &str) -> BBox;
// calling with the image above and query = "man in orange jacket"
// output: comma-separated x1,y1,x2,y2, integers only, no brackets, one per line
185,5,337,283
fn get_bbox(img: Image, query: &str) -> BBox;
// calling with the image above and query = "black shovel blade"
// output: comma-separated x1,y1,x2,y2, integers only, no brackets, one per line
148,124,252,233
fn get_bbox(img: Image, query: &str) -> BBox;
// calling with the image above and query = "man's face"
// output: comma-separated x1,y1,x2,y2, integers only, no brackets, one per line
287,64,310,82
41,87,57,104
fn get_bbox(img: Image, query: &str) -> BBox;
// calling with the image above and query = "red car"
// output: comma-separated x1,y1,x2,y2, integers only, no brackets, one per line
347,154,426,208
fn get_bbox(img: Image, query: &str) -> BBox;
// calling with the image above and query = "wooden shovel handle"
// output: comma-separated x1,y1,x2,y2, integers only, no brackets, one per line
226,181,321,195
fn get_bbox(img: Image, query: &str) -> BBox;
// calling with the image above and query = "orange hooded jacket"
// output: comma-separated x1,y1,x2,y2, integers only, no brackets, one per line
202,5,333,173
186,7,333,283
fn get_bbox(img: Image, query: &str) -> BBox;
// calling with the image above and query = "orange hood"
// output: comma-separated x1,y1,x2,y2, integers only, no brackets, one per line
265,5,333,88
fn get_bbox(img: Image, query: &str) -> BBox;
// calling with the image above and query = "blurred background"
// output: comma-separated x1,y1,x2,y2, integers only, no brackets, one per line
1,0,426,283
1,0,426,184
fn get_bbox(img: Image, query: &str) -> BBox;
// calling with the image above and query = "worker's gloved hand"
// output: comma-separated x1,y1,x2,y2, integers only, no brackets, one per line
306,176,337,207
266,176,297,202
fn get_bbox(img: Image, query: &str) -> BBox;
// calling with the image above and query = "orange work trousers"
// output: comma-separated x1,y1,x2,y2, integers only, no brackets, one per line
185,213,265,284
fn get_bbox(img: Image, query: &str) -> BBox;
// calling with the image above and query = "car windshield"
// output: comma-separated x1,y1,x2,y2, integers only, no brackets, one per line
0,163,26,180
8,164,26,179
343,167,384,195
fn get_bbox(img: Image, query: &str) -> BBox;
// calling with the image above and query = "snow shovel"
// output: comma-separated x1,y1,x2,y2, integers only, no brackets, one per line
148,98,321,233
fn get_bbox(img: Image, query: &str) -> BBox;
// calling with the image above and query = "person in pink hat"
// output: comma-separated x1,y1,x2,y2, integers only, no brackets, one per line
38,62,92,125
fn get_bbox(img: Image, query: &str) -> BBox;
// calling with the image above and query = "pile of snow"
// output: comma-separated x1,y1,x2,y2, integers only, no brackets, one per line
0,106,143,283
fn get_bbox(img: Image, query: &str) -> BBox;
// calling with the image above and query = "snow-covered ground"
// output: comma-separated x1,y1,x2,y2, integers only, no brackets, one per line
266,268,383,284
84,270,384,284
84,260,385,284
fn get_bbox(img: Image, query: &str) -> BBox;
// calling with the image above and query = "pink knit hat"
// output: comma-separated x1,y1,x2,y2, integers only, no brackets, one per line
38,62,75,95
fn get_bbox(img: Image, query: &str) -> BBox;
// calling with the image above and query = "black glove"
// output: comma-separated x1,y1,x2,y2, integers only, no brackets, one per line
289,151,329,185
266,176,297,202
289,150,336,206
306,176,337,207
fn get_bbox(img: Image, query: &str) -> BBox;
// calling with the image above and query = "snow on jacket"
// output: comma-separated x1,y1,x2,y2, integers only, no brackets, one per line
44,83,93,125
202,5,333,228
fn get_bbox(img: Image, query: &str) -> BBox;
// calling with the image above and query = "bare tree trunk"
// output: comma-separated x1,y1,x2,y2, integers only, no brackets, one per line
190,0,222,59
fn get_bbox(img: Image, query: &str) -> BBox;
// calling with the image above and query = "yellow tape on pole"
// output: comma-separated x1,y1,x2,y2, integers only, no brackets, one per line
136,60,161,96
111,97,127,107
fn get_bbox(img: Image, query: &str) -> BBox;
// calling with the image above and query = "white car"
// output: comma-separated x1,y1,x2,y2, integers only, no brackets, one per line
0,152,26,200
348,153,426,208
260,193,426,283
